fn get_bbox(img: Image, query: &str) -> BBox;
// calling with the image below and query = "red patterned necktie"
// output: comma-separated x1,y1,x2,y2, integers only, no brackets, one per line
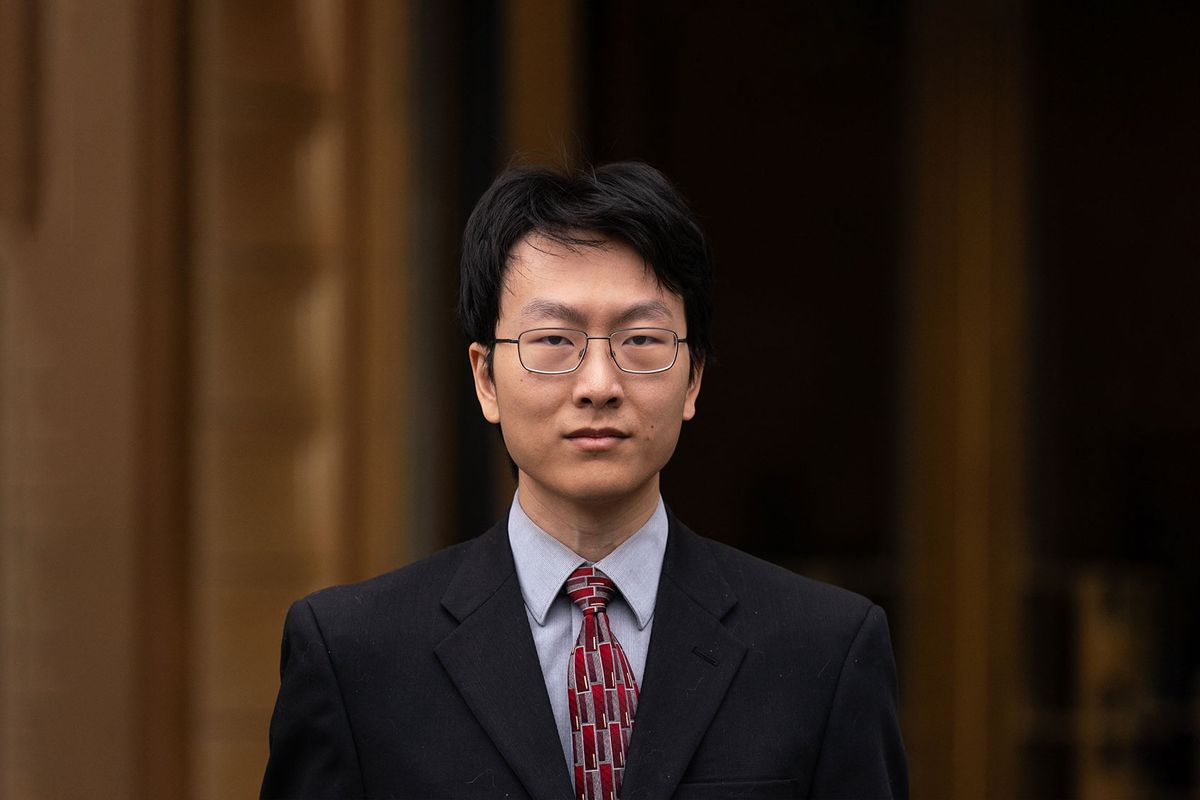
566,566,639,800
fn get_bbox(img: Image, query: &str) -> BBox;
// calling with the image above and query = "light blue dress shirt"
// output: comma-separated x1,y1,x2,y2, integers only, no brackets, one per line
507,492,668,778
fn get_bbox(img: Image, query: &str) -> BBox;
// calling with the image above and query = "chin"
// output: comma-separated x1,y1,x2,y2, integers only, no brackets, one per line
531,467,654,508
566,483,642,506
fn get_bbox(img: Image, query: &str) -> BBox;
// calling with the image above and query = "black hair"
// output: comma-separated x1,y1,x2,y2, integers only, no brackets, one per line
457,161,713,377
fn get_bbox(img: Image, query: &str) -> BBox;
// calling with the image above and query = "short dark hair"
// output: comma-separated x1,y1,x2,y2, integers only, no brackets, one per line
457,161,713,376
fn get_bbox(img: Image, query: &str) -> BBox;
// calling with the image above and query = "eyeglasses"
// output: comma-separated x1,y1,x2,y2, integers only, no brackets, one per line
492,327,688,375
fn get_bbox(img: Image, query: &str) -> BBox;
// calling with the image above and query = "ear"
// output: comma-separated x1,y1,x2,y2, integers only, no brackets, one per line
469,342,502,423
682,359,704,421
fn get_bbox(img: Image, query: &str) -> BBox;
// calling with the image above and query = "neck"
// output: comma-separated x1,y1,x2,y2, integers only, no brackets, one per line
516,477,660,563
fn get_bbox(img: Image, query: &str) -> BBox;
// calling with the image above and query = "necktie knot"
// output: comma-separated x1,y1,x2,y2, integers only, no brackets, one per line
566,566,615,613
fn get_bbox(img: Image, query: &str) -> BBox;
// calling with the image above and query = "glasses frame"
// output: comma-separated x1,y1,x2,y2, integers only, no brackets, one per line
492,327,689,375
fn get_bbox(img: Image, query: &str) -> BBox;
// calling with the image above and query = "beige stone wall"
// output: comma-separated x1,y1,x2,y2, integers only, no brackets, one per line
0,2,172,797
0,2,433,797
187,2,433,796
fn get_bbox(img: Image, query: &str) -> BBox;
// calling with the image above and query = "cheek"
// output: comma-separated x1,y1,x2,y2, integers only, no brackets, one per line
496,376,563,430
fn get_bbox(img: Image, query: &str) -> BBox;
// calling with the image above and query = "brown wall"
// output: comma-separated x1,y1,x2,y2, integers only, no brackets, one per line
1,2,179,797
0,2,441,797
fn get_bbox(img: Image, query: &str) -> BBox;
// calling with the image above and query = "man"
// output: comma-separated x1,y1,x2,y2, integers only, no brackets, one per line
262,162,908,799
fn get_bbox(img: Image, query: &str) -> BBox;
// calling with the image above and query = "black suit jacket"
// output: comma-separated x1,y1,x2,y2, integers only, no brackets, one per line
261,512,907,799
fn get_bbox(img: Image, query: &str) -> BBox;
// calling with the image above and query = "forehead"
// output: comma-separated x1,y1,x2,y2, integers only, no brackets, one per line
500,234,683,325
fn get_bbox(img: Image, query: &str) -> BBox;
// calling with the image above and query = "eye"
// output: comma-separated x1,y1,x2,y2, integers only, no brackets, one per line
526,332,576,347
624,332,666,346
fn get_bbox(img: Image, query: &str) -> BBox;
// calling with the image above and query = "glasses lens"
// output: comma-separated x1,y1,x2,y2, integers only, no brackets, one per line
611,328,678,373
517,329,586,373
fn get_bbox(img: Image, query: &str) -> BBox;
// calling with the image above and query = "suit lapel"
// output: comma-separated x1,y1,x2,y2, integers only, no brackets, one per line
621,513,747,800
435,522,574,800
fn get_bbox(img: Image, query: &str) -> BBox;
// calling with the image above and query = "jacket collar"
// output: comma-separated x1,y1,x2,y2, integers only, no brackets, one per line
436,520,574,799
620,511,746,799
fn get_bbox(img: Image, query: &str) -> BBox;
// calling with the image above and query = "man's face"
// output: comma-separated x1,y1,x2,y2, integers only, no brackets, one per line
469,234,703,509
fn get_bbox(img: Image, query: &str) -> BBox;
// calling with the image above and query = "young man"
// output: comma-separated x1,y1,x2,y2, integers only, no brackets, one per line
262,162,908,799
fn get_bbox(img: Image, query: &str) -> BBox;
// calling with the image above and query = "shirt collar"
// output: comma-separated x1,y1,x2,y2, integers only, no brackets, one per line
508,491,668,630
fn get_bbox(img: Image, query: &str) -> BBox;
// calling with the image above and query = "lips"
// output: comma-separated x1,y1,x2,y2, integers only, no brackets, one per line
567,427,628,439
565,427,630,451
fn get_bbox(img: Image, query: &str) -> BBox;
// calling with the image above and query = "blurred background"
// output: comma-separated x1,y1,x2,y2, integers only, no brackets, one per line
1,1,1198,798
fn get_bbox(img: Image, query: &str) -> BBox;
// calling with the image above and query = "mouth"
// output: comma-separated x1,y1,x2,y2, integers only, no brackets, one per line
565,427,630,451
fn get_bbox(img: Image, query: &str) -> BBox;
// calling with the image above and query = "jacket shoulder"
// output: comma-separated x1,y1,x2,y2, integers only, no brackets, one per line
686,529,880,644
293,536,478,641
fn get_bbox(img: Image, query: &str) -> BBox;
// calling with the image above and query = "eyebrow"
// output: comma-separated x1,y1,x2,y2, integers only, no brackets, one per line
518,298,676,329
612,300,674,328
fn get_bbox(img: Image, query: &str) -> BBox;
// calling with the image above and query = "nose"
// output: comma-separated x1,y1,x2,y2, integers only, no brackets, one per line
572,338,624,409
